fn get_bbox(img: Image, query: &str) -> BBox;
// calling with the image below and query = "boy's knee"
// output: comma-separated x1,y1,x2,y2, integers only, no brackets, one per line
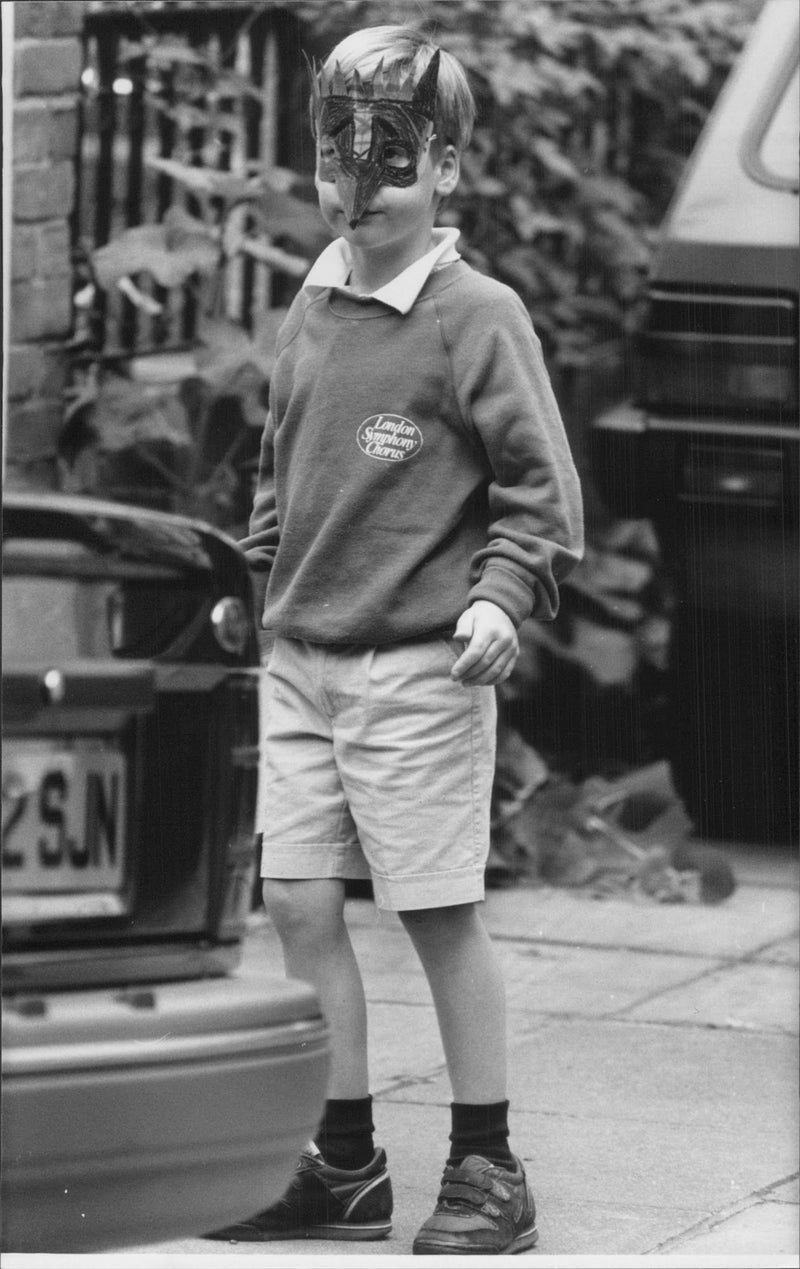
262,877,345,942
399,901,478,939
262,878,309,933
262,877,294,924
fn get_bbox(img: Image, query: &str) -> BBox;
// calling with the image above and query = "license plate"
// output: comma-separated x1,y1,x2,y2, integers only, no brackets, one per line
2,740,127,920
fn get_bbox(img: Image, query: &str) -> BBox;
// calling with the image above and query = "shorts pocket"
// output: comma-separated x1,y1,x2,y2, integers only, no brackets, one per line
439,636,465,667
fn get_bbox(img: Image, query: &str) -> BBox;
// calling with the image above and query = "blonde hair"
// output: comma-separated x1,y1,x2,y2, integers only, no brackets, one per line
314,25,475,154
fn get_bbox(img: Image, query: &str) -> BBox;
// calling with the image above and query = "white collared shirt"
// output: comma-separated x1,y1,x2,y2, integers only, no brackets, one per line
303,226,461,315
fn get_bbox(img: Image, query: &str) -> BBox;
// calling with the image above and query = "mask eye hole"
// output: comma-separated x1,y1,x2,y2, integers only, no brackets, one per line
383,143,415,171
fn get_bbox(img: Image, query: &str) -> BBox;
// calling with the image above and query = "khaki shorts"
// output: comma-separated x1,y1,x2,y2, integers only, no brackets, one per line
257,636,497,911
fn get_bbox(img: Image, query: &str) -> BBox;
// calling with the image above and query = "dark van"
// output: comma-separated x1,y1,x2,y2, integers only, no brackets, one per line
590,0,799,845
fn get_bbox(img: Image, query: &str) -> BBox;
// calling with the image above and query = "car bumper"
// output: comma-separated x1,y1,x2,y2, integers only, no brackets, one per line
1,973,330,1252
589,403,799,614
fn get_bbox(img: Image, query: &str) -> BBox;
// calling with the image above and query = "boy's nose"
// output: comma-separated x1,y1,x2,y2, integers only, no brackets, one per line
336,163,383,228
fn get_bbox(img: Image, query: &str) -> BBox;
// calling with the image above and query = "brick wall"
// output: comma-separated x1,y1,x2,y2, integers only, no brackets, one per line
7,1,84,488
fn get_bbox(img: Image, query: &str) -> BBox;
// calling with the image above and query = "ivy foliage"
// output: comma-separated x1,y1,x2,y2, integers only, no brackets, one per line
83,0,754,367
290,0,753,368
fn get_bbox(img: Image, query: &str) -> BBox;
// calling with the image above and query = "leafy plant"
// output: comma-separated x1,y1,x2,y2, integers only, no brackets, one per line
62,29,328,528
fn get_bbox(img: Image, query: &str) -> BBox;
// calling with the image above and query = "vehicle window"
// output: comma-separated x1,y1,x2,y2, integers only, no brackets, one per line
759,65,799,186
2,577,119,661
3,539,209,661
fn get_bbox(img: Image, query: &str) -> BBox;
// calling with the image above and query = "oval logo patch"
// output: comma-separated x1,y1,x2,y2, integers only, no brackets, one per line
357,414,423,463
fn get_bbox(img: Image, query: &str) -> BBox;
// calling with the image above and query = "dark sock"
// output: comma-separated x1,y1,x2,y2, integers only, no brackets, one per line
316,1096,375,1170
448,1099,515,1170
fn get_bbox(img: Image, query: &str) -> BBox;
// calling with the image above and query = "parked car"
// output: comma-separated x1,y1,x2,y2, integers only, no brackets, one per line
1,491,329,1252
590,0,799,845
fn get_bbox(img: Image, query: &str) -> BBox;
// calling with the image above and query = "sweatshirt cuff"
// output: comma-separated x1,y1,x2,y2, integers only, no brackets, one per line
467,566,537,628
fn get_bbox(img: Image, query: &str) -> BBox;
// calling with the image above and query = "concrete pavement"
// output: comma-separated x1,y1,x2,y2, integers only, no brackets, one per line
128,841,798,1264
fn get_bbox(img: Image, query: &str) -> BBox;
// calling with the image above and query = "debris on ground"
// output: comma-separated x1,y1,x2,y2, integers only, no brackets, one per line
490,751,736,904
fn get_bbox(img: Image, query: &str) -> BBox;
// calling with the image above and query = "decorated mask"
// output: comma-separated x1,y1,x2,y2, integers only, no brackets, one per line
309,50,441,228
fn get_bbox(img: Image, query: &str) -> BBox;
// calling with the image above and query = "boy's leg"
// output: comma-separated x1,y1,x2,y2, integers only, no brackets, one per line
203,640,395,1242
264,877,369,1100
398,901,506,1105
206,876,392,1242
266,877,379,1167
401,901,538,1256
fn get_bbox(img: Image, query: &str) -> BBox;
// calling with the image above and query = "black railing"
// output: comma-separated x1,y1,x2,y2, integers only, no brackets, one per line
76,2,306,356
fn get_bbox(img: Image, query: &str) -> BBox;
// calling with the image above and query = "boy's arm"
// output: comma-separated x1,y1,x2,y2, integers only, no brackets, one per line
448,286,584,683
238,411,278,645
455,288,584,627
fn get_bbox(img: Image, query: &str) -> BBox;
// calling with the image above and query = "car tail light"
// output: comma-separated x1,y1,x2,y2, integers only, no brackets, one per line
638,288,798,421
210,597,250,655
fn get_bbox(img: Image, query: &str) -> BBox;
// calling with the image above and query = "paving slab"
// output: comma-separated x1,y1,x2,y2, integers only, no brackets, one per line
337,920,727,1021
385,1018,799,1136
756,934,800,965
626,960,799,1033
664,1198,799,1256
244,910,727,1020
772,1176,800,1204
534,1196,711,1258
368,1000,446,1090
480,884,800,958
515,1104,796,1215
491,940,723,1018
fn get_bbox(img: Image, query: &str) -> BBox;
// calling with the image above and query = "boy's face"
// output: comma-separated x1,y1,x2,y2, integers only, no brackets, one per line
311,49,458,257
311,49,443,234
315,131,457,254
316,94,436,230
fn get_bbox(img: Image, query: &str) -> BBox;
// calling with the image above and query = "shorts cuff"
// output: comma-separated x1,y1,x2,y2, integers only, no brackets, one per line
260,840,371,881
371,865,486,912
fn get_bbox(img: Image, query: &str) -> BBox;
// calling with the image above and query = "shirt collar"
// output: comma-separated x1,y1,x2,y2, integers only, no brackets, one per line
303,227,461,315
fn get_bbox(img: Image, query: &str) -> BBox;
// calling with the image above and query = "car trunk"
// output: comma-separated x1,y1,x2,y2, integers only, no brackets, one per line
2,495,260,991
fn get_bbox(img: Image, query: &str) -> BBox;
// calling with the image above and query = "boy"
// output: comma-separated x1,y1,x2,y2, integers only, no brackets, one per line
210,24,583,1256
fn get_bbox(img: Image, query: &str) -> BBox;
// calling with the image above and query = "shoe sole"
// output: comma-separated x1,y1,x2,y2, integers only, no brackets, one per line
211,1218,392,1243
412,1220,538,1255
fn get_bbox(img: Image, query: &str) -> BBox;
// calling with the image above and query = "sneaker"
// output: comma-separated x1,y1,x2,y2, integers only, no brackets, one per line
205,1144,393,1242
412,1154,538,1255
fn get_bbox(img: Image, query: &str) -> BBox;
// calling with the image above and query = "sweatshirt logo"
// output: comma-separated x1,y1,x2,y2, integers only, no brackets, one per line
357,414,423,463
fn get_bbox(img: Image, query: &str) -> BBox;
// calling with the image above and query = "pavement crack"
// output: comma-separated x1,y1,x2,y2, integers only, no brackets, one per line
602,1013,798,1036
490,931,788,963
611,958,730,1018
644,1170,800,1253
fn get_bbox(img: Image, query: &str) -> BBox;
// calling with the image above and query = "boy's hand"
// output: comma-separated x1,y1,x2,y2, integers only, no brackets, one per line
450,600,520,686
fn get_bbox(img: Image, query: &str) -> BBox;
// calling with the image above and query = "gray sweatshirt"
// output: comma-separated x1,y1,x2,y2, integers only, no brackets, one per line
242,259,584,644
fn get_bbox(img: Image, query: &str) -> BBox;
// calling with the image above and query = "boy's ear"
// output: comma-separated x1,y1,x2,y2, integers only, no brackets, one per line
435,144,460,198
